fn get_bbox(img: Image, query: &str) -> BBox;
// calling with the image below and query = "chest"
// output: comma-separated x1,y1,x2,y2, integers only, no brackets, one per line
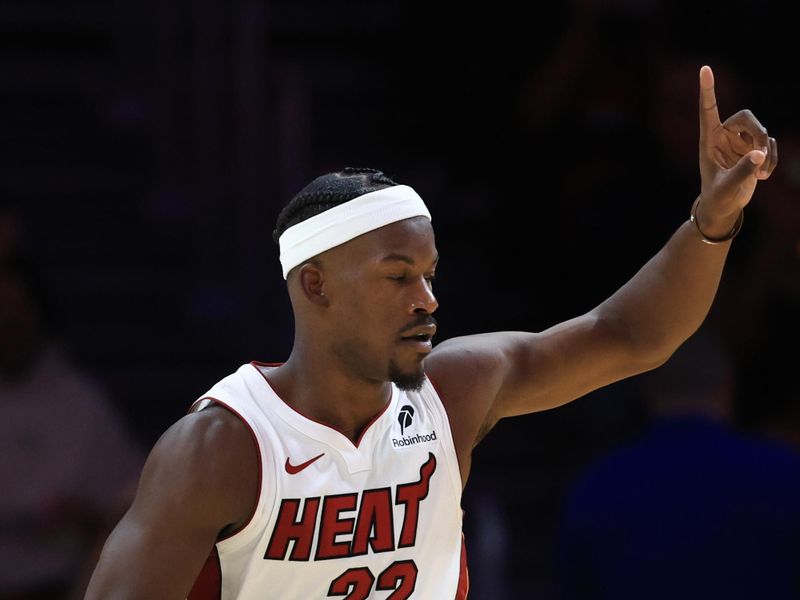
261,408,446,563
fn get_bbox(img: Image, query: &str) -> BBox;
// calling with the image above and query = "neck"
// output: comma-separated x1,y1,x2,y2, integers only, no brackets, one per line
265,345,393,444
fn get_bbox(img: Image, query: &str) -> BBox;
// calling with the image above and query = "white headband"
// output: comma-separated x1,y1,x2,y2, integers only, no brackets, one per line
278,184,431,279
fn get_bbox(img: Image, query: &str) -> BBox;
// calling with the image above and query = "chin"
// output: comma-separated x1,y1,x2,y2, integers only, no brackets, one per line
388,360,426,391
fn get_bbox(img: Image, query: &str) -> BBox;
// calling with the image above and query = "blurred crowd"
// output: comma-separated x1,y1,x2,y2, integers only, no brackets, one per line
1,201,143,598
2,0,798,597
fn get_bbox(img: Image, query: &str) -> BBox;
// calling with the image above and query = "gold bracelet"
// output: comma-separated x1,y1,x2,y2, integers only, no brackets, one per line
689,196,744,245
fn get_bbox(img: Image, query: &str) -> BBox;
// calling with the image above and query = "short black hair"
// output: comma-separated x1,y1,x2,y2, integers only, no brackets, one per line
272,167,400,243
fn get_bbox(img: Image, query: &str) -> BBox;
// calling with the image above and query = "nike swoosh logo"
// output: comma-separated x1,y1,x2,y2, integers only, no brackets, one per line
285,453,325,475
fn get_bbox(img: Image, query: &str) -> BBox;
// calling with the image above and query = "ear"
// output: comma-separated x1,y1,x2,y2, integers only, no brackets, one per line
298,262,329,307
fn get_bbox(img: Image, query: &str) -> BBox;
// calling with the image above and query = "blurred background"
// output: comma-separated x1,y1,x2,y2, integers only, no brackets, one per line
2,0,799,598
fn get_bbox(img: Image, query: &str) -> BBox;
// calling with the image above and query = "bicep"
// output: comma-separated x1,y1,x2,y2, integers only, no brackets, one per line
496,312,662,416
429,312,661,441
85,408,258,599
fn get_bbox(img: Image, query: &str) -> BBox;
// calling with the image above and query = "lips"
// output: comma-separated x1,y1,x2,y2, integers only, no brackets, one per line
399,324,436,352
400,324,437,343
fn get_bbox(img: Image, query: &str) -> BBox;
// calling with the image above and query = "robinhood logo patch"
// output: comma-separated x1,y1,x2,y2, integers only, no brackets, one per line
393,404,436,448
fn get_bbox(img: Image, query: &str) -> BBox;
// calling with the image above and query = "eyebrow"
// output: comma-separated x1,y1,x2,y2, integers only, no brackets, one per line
380,253,439,266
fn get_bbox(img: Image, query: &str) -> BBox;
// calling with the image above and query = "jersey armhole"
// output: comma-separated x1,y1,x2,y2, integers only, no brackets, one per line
193,396,265,545
423,375,465,493
425,373,454,442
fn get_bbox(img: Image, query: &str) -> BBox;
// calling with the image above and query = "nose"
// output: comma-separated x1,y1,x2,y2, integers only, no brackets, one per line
409,278,438,314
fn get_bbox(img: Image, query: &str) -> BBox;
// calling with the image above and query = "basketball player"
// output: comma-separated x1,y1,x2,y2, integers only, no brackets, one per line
85,65,776,599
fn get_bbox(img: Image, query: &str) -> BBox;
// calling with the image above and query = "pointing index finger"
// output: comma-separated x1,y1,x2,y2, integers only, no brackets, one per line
699,65,721,137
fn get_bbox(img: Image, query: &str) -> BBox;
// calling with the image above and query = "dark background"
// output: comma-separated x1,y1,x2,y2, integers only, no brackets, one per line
3,0,799,596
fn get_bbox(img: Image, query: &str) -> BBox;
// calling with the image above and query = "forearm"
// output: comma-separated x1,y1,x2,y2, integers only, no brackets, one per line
594,218,732,365
596,62,777,364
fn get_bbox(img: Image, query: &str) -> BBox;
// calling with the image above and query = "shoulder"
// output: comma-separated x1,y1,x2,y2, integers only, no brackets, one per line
426,333,512,395
424,336,514,472
84,405,260,597
152,404,258,484
137,404,260,534
426,332,531,422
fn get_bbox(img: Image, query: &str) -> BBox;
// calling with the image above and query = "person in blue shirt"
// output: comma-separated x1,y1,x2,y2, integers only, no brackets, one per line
556,329,800,599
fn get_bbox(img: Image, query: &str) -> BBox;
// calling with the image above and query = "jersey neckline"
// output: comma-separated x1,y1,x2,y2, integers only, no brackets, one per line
248,361,398,452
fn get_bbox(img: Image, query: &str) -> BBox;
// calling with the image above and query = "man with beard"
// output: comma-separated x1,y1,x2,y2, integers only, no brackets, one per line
86,66,778,599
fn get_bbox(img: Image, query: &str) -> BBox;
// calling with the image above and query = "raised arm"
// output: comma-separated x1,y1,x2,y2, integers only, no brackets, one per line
427,65,778,482
84,406,259,599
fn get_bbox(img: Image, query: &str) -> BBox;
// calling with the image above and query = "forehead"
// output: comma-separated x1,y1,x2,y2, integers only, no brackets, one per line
328,216,437,267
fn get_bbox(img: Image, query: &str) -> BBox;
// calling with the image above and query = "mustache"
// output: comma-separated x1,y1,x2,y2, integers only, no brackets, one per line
398,315,437,337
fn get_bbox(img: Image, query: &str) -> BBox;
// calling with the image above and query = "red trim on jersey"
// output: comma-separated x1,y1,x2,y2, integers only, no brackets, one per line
425,372,446,416
425,373,465,486
419,373,470,598
455,534,470,599
250,361,393,448
187,547,222,600
194,396,264,543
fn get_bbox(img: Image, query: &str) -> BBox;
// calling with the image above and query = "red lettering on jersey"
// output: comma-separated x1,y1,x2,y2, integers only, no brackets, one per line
264,497,321,561
316,493,358,560
376,559,418,598
351,487,395,556
327,567,375,598
395,453,436,548
264,453,437,562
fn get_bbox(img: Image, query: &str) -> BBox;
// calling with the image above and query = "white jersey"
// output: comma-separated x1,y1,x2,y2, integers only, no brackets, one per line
186,362,469,600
